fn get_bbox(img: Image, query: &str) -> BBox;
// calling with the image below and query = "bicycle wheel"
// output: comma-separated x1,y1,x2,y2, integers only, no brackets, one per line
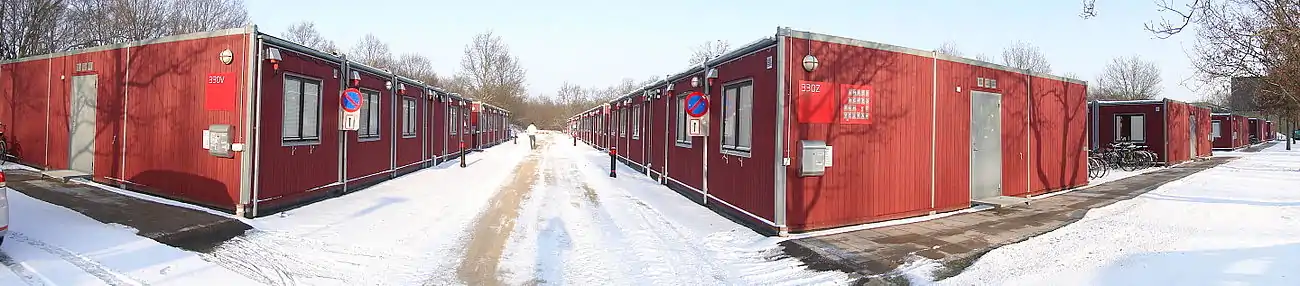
1121,152,1140,171
1088,158,1100,179
0,139,7,164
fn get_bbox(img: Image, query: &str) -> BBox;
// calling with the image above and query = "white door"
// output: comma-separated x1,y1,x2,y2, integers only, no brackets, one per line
69,75,98,173
970,91,1003,200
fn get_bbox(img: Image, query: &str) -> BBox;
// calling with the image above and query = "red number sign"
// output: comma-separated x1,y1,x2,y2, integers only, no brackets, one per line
205,73,236,111
840,84,873,125
797,80,835,123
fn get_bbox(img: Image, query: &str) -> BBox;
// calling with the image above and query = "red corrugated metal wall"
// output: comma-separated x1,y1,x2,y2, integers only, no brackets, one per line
4,60,51,167
1211,114,1232,149
124,34,250,207
666,76,704,192
256,45,343,206
784,39,936,230
1234,115,1249,148
1193,106,1213,157
345,69,392,184
1028,77,1087,195
1248,119,1260,141
426,96,443,160
47,56,68,170
649,91,667,177
932,60,972,212
1095,103,1166,161
704,46,778,225
395,86,423,171
1165,101,1191,164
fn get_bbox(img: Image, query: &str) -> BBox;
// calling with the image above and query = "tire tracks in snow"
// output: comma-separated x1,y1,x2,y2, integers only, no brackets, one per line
5,232,145,286
453,136,547,286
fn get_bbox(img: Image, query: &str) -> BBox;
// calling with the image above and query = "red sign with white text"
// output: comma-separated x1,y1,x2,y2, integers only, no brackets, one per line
797,80,835,123
840,84,873,125
205,73,236,111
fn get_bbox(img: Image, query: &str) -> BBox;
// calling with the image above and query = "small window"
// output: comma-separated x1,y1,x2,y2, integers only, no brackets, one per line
282,75,322,143
620,109,628,138
722,80,754,153
1115,114,1145,143
676,93,692,147
402,97,417,138
632,104,641,140
449,106,458,135
358,89,382,140
1211,120,1222,138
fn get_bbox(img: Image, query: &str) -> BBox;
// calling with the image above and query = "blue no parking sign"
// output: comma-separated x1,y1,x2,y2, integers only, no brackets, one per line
685,91,708,118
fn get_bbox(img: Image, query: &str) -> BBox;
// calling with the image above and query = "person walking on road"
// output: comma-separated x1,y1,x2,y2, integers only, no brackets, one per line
526,123,539,150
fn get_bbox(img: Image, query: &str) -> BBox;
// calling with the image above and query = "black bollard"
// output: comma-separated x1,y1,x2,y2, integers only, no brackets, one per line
609,147,617,178
573,134,577,146
460,142,467,168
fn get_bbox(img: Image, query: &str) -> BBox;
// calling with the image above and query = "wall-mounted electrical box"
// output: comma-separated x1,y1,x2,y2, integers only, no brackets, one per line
208,124,234,158
800,140,831,177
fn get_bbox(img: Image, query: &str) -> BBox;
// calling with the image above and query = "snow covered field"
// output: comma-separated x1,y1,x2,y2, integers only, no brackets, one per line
923,143,1300,285
0,161,260,286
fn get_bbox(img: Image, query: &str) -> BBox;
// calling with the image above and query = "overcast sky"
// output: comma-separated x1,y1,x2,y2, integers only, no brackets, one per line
249,0,1203,102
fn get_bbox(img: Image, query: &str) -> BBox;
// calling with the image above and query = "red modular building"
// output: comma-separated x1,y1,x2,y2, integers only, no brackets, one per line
1211,113,1249,150
1265,121,1274,140
1089,100,1212,165
569,28,1090,234
0,27,509,218
1248,118,1261,143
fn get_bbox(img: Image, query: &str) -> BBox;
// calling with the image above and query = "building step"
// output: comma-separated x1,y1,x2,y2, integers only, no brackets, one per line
972,196,1031,208
40,170,92,183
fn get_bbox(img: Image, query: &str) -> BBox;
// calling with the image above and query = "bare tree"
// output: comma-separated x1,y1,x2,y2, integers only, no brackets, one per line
458,30,528,118
350,33,393,68
167,0,247,34
937,41,962,57
1001,41,1052,74
1093,55,1163,100
1080,0,1206,39
0,0,66,59
689,40,730,65
974,53,996,63
391,53,438,85
283,21,337,52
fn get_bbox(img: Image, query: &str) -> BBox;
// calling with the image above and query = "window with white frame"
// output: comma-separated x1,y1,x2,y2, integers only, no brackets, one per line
282,75,322,143
632,104,641,139
620,109,627,138
449,106,458,135
1114,114,1145,142
462,107,470,134
358,89,381,140
722,80,754,152
1211,120,1222,138
402,97,417,138
676,93,691,146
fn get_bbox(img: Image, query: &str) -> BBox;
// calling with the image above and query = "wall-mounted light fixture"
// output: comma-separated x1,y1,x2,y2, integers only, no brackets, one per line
691,77,700,88
350,71,361,87
706,68,719,86
220,49,234,65
265,47,283,71
396,83,407,95
385,81,394,91
803,54,819,72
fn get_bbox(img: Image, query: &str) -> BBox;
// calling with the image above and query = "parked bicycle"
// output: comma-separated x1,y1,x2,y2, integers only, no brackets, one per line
1087,151,1110,179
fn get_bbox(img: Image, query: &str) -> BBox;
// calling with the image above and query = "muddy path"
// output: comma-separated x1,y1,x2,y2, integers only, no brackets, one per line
455,135,548,285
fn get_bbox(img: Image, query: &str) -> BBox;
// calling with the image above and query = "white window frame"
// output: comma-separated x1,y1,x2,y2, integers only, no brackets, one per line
675,93,692,148
721,79,754,156
632,104,641,140
1114,113,1146,143
619,109,626,138
449,105,458,135
281,74,323,145
357,89,382,141
402,97,417,138
1211,120,1222,139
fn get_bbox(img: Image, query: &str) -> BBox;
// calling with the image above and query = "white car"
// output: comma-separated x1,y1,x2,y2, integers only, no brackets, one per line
0,172,8,245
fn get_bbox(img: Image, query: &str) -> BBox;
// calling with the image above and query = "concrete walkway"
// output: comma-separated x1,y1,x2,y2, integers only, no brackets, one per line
3,169,250,253
782,157,1234,284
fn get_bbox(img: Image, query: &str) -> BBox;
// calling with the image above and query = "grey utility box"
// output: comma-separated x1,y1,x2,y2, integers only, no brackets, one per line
800,140,832,177
208,124,234,158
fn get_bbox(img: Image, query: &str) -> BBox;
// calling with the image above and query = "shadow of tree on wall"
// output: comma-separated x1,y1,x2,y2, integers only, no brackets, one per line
791,39,915,227
1030,79,1086,194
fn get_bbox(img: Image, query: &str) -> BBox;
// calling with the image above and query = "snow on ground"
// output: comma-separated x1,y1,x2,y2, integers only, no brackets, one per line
0,189,262,286
496,133,852,285
204,142,532,285
929,142,1300,285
